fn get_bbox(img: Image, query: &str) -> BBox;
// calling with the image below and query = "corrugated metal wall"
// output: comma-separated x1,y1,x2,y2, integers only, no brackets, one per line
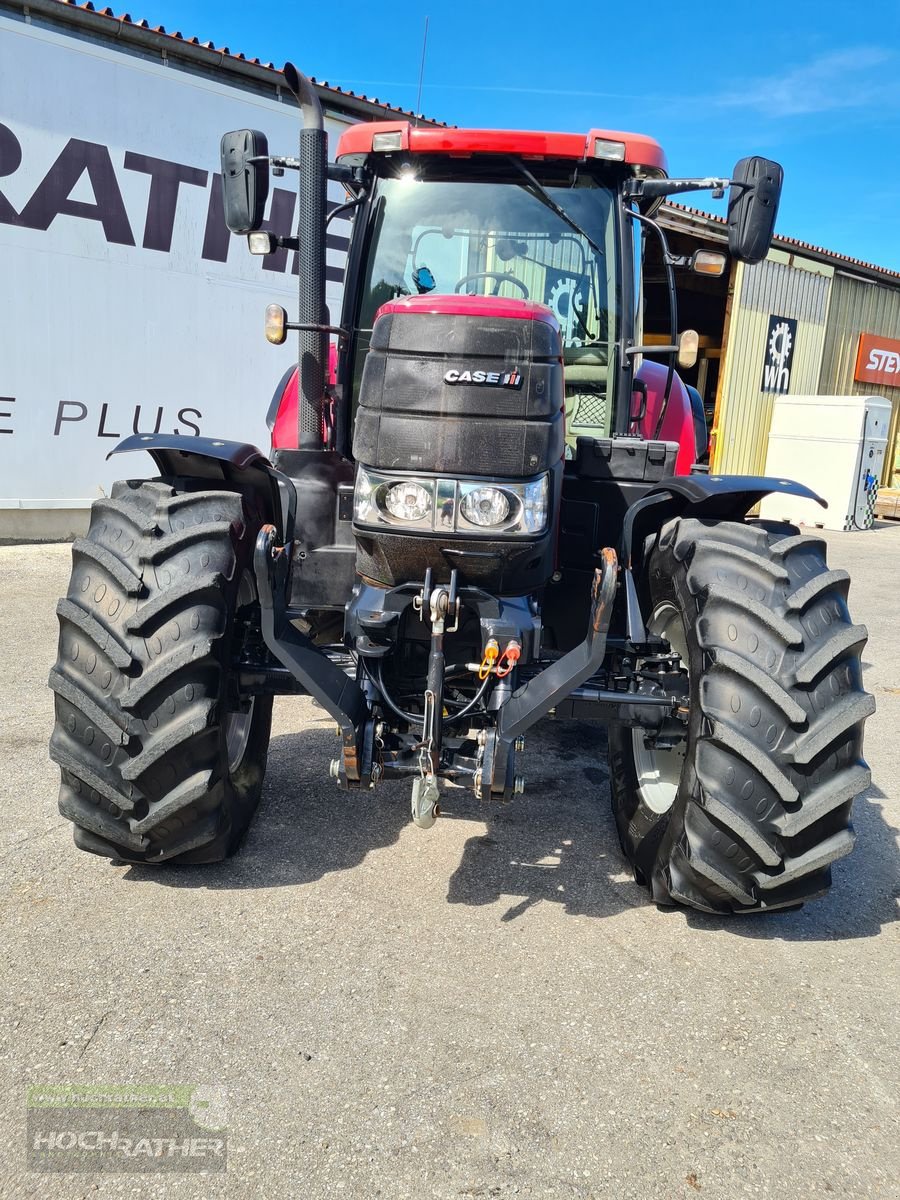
818,272,900,485
712,252,833,474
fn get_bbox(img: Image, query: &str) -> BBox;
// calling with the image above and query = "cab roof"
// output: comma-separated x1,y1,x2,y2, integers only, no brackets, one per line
335,122,667,175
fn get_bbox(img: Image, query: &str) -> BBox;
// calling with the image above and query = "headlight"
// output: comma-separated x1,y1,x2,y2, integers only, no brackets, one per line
384,481,431,522
459,486,511,528
354,469,550,537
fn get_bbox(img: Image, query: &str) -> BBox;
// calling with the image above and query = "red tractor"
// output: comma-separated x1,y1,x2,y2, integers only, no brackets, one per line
49,66,874,913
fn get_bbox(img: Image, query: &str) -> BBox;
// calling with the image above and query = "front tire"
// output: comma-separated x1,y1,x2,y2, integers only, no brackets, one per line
609,517,874,913
49,479,273,864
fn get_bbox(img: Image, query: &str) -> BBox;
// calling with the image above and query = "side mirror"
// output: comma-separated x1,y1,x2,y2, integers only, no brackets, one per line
220,129,269,234
727,157,783,265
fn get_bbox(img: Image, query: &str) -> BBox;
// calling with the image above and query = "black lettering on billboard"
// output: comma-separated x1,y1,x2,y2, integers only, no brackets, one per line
0,397,14,434
97,403,121,438
175,408,202,436
201,173,229,263
261,188,297,273
18,139,135,245
53,401,88,435
132,404,164,435
0,124,23,226
123,153,208,253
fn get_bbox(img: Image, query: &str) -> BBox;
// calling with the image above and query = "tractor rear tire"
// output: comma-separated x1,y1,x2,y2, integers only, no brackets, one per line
49,479,273,864
609,517,874,913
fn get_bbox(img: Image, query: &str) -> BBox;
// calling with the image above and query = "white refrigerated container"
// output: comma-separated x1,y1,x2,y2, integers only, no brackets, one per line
758,394,891,531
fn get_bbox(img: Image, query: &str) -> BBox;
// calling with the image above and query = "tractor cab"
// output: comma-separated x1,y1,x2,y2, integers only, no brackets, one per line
332,123,660,456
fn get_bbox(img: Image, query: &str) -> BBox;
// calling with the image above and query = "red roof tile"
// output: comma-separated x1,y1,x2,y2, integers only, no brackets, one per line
666,202,900,283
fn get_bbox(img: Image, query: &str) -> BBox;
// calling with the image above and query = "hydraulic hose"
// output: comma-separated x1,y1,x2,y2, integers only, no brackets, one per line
368,659,493,729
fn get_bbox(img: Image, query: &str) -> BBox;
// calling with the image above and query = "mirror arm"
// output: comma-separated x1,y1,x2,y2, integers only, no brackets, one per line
625,176,731,201
247,157,364,188
285,322,348,338
625,344,678,357
328,163,366,186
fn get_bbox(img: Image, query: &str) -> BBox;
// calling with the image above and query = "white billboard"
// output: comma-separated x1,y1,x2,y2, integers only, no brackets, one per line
0,14,352,517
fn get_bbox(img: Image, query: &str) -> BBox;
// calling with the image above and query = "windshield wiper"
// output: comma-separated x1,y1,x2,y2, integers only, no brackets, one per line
506,157,605,261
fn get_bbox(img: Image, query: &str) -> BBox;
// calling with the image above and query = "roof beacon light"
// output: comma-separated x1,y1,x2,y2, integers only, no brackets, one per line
593,138,626,162
372,131,404,152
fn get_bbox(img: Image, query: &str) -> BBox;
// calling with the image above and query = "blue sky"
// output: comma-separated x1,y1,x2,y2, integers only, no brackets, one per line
147,0,900,270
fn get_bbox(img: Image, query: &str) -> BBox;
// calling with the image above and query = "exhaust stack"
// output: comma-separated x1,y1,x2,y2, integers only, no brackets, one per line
283,63,328,451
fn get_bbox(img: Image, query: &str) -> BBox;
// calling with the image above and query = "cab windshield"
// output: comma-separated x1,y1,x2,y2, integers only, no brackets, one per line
353,165,620,442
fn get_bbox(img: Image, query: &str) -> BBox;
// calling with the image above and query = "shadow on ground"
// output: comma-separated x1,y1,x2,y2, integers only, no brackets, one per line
122,717,899,941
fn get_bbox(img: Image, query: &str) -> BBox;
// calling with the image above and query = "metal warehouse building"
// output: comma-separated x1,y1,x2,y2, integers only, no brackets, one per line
654,205,900,489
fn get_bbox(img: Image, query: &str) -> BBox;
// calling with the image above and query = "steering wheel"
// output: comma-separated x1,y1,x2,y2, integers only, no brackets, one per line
454,271,529,299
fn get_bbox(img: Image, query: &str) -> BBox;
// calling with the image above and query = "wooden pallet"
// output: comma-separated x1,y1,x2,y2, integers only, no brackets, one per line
875,489,900,521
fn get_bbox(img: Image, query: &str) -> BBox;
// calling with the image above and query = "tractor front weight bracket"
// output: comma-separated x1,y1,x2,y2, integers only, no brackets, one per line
253,524,372,787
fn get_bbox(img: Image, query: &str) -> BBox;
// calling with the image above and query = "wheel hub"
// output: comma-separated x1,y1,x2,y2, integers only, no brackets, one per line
632,601,689,815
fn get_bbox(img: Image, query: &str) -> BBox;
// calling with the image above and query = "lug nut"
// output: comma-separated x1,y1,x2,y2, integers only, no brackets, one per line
514,735,526,752
513,776,526,795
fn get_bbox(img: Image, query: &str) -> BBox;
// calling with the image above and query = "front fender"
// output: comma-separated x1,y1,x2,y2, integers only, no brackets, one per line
107,434,292,540
622,473,826,569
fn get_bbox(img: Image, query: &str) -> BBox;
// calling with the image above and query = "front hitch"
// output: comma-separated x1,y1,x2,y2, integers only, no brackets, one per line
479,547,618,799
410,569,460,828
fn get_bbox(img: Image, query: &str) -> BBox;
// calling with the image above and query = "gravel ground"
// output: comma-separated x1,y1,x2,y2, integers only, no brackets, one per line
0,524,897,1199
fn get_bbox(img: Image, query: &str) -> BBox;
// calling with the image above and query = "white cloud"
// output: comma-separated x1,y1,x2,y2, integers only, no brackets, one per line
717,47,897,116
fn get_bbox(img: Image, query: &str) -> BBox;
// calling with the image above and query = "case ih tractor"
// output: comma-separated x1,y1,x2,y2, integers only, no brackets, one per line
49,66,874,913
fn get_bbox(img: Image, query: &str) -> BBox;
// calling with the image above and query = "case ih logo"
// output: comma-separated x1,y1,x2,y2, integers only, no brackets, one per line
855,333,900,387
443,369,523,388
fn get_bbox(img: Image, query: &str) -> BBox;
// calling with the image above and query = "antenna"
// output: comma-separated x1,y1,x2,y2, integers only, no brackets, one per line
414,16,429,122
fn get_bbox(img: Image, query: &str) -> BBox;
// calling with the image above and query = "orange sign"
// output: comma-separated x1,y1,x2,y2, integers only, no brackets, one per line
855,332,900,387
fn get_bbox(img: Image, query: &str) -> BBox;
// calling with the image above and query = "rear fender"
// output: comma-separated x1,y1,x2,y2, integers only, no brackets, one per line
107,434,294,541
